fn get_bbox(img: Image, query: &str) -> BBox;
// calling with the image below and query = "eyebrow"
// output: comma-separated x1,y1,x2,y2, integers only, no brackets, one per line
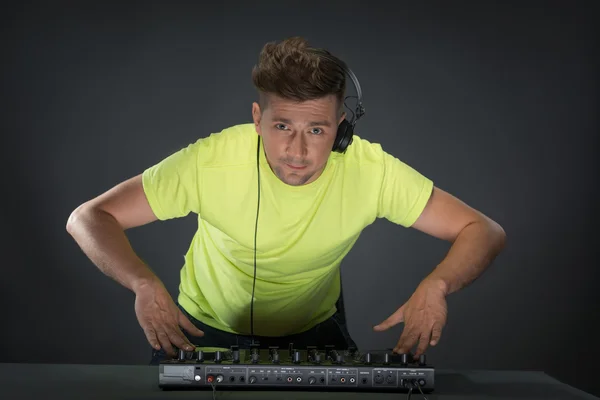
273,117,332,127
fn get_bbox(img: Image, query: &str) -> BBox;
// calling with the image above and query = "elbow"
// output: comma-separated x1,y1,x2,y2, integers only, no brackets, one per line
490,220,507,252
66,207,80,235
474,215,506,253
66,203,91,235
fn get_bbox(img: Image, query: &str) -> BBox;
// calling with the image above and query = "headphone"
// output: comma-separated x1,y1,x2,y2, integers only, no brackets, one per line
250,49,365,343
308,48,366,153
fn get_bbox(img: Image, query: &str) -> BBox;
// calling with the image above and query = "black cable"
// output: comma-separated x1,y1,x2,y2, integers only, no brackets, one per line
415,381,429,400
404,381,429,400
250,136,261,344
209,381,216,399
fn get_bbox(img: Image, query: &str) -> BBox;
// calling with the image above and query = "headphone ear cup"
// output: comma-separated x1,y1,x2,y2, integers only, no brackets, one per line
333,119,354,153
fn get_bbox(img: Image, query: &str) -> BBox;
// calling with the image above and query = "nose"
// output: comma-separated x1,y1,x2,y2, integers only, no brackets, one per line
286,132,307,160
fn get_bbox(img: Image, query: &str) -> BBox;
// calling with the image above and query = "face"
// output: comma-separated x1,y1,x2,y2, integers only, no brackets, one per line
252,94,346,186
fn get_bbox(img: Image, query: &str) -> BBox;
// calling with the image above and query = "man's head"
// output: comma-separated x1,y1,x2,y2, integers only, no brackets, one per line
251,37,347,186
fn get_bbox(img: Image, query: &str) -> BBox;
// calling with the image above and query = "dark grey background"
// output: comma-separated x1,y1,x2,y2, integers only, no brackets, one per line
2,0,598,397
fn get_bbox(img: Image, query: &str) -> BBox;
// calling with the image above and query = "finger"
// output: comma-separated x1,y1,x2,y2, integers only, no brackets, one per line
430,322,443,346
394,328,420,354
413,329,431,358
373,306,405,331
156,330,176,357
165,324,195,352
142,326,161,350
178,311,205,338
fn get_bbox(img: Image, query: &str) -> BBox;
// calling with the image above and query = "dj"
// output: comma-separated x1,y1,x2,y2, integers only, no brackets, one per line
66,37,506,365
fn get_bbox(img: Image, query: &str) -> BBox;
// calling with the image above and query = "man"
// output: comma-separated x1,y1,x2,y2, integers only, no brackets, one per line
66,37,506,365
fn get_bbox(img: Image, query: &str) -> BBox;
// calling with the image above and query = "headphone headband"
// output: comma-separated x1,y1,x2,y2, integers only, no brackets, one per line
308,48,365,152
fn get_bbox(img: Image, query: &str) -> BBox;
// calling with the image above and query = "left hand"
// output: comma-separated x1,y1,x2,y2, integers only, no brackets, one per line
373,279,448,358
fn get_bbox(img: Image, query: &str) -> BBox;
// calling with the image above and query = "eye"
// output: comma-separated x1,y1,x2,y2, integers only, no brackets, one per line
310,128,323,135
275,123,288,130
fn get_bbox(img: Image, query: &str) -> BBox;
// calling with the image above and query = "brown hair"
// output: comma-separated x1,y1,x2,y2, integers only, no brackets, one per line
251,36,346,116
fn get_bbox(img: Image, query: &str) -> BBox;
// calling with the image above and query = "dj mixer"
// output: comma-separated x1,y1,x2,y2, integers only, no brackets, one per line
158,343,434,393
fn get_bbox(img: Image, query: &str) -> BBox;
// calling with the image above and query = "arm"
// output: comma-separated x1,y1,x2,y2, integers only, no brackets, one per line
374,185,506,357
66,174,159,293
66,173,204,354
411,186,507,295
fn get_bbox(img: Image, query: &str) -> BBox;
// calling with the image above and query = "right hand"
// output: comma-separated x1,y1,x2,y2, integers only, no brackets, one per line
133,279,205,357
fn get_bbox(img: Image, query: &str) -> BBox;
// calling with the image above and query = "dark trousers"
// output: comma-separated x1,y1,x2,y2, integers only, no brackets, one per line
149,303,357,365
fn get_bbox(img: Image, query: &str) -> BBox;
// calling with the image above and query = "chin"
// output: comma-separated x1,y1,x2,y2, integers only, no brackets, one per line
283,177,310,186
275,168,313,186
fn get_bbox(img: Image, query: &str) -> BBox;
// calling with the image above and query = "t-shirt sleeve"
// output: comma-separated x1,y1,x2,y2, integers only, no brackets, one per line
376,151,434,227
141,141,202,221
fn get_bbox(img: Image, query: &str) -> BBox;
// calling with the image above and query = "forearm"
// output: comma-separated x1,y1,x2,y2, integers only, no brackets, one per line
425,219,506,296
66,206,159,294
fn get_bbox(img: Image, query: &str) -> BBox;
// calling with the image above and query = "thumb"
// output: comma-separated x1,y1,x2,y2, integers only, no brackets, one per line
178,311,205,337
373,305,405,331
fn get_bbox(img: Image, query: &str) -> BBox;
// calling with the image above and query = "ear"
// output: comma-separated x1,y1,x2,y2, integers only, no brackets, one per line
252,102,262,135
338,111,346,125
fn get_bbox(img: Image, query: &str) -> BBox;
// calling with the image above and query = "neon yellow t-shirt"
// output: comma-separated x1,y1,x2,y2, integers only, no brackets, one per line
142,123,433,336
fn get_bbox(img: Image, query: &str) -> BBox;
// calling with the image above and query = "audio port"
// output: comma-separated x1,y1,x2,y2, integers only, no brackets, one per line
374,374,384,384
350,377,356,383
239,376,245,382
296,376,302,383
216,374,224,383
287,376,293,383
340,377,346,383
229,376,235,382
319,377,325,383
206,375,215,383
386,374,394,383
418,379,426,386
361,377,368,384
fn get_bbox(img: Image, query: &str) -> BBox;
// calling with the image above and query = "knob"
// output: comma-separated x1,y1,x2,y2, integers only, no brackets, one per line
419,354,426,365
313,354,321,364
325,345,335,359
196,350,204,362
365,353,372,364
308,376,316,385
214,351,223,363
178,349,186,361
272,353,280,363
293,350,301,364
329,349,338,361
232,350,240,363
251,345,260,363
384,353,390,364
401,353,408,365
249,376,257,384
335,354,343,364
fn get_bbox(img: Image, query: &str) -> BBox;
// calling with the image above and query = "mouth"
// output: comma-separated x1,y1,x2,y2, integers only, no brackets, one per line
285,163,307,170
